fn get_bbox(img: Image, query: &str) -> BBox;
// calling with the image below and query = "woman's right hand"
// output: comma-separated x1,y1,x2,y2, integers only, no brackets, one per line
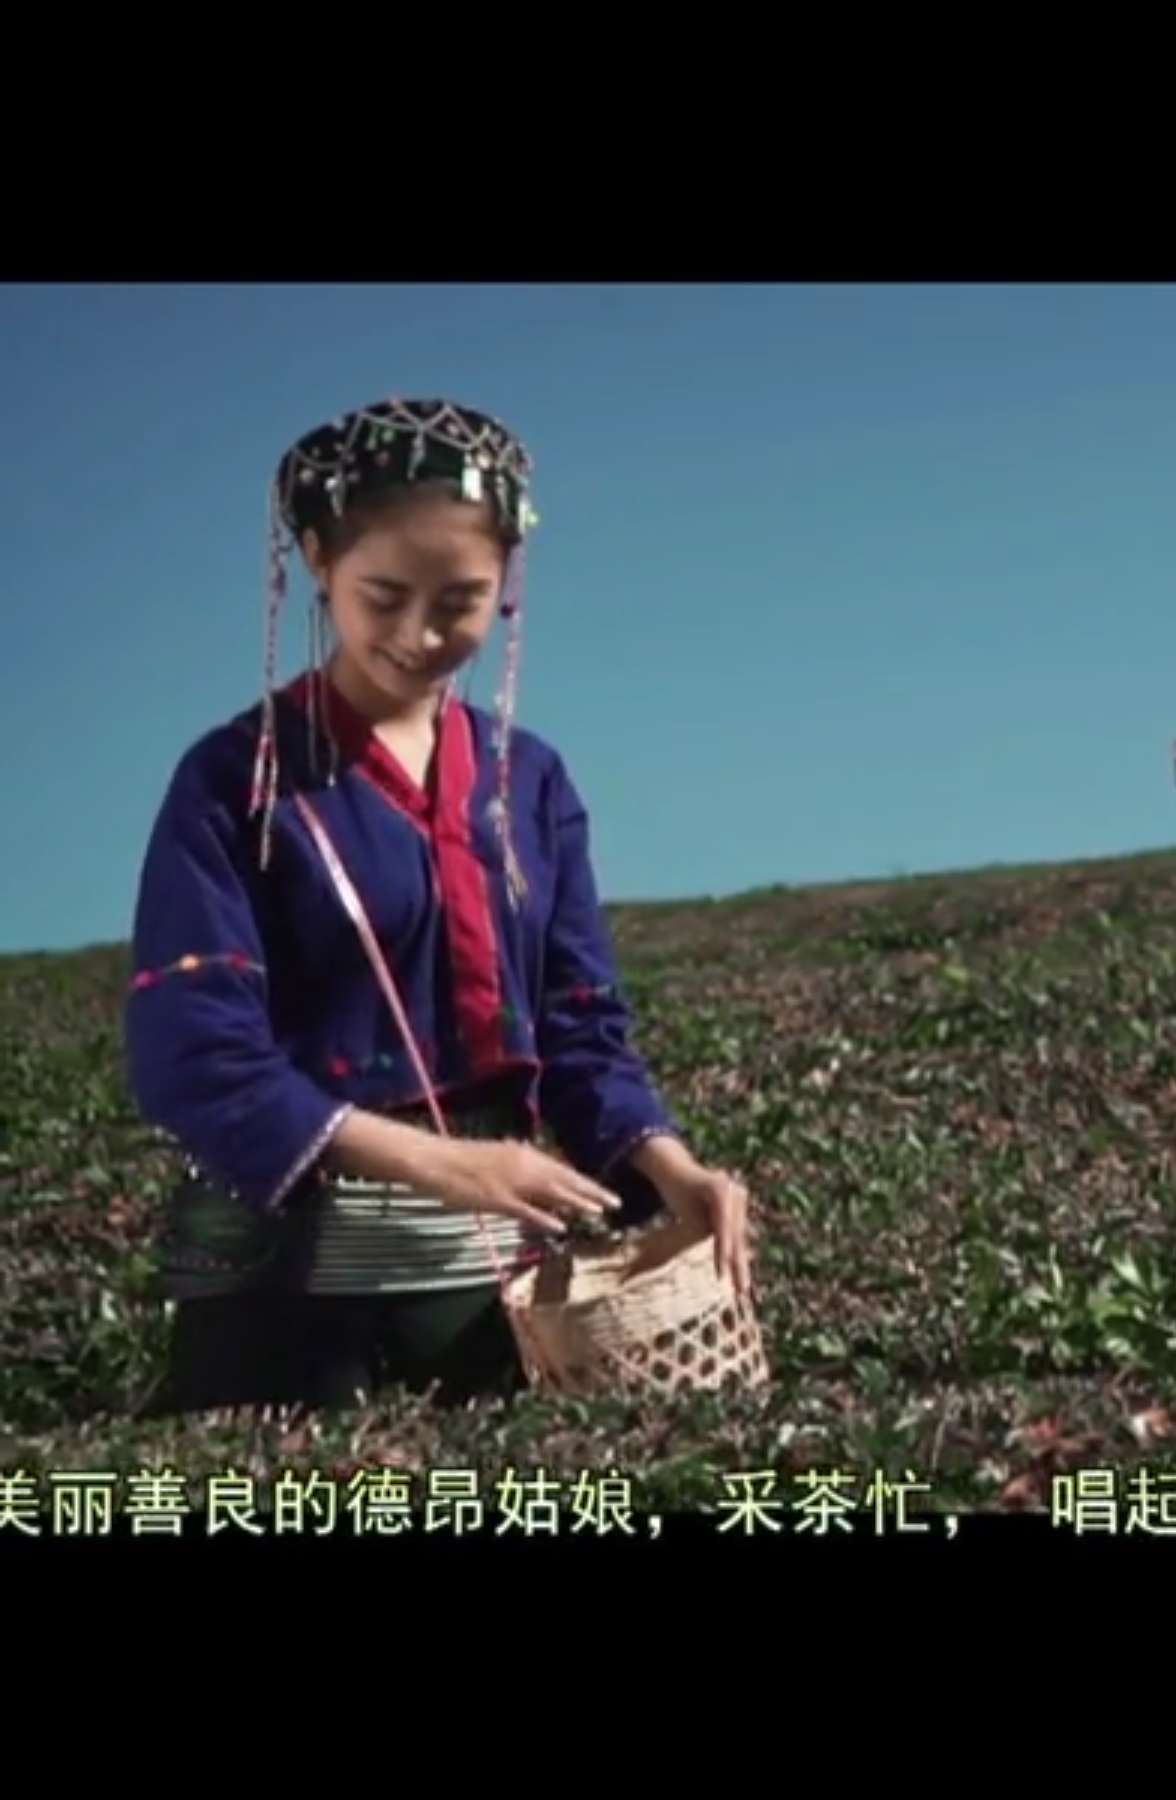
424,1138,621,1236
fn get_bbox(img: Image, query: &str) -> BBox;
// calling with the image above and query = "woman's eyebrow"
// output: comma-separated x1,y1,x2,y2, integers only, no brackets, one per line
362,576,493,594
362,575,411,593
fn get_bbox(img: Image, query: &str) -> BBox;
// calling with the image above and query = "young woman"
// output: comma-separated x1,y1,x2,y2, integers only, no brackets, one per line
125,395,750,1415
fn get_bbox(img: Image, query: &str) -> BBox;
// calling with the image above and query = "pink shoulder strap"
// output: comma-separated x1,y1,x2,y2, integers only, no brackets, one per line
292,790,448,1139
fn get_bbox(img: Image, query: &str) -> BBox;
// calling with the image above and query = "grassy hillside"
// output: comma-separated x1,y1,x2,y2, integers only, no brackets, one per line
5,847,1176,1517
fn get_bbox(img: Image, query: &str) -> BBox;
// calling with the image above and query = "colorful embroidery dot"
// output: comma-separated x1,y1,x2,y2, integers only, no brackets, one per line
127,951,265,993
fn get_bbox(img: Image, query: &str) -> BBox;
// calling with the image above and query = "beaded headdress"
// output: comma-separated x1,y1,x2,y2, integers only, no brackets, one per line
250,397,537,904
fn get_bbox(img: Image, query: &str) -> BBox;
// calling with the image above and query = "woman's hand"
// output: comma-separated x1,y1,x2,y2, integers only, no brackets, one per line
628,1135,752,1297
325,1111,619,1237
661,1165,751,1296
422,1137,622,1237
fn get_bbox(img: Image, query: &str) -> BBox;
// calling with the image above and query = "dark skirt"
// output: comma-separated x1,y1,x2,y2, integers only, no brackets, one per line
144,1281,525,1417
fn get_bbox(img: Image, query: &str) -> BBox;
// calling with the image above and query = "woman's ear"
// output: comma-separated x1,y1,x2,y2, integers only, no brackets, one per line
300,526,326,587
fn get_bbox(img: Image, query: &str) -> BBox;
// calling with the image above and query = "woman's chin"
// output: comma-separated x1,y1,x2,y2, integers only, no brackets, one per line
371,654,442,700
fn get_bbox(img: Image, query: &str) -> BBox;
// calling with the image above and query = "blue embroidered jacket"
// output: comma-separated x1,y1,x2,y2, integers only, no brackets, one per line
124,672,676,1220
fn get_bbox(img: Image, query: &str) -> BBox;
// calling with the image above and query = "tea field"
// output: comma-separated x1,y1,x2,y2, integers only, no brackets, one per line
5,850,1176,1518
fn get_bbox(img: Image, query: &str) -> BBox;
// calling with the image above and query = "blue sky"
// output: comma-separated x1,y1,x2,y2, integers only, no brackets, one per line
3,281,1175,954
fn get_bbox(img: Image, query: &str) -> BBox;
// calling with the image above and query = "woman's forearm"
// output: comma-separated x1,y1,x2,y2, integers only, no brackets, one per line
321,1107,453,1188
627,1131,701,1189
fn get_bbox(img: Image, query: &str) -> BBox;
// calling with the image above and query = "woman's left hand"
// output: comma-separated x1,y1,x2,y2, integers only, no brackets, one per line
658,1164,752,1298
628,1134,753,1297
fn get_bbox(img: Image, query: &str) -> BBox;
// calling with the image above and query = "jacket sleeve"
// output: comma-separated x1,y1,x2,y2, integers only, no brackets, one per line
535,754,679,1190
124,746,353,1211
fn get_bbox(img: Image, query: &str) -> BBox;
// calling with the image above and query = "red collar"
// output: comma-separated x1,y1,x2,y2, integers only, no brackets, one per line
281,667,509,1077
283,668,469,827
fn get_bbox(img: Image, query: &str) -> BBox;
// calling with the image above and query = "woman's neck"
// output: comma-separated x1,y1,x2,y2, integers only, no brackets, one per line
323,651,444,734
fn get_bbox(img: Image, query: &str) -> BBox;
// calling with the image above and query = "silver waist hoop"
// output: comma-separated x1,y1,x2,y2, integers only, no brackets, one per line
306,1177,531,1295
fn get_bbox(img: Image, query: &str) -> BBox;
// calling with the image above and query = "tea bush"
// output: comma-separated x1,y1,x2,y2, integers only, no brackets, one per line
5,850,1176,1515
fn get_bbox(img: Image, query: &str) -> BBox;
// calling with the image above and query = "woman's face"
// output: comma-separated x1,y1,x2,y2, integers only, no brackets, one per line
303,489,505,708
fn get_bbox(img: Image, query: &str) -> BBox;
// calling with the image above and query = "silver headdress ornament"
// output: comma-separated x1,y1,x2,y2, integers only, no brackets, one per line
250,397,538,906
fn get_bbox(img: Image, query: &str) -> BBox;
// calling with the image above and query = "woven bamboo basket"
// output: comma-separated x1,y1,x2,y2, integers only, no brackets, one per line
500,1215,770,1398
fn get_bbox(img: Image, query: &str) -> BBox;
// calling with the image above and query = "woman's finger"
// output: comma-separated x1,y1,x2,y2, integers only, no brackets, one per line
522,1156,619,1215
714,1206,735,1286
733,1202,752,1298
549,1164,620,1211
580,1185,622,1212
714,1180,749,1293
545,1178,617,1218
491,1194,569,1236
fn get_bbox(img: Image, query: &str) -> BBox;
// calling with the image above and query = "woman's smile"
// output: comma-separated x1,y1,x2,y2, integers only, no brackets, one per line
377,647,432,678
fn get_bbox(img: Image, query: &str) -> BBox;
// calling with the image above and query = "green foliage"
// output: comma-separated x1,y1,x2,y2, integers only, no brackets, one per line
7,850,1176,1511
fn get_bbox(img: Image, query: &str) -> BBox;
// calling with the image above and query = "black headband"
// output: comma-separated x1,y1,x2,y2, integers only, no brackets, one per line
273,396,535,543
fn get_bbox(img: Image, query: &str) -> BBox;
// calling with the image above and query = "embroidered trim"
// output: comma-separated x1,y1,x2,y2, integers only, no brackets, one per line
323,1048,433,1078
320,1025,535,1082
263,1103,355,1212
600,1124,682,1178
545,981,618,1007
498,1002,534,1035
129,952,265,992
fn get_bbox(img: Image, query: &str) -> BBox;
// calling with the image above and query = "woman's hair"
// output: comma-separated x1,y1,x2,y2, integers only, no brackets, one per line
302,474,516,567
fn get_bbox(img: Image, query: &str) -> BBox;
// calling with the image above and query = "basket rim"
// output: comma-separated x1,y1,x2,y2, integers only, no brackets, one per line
502,1218,732,1316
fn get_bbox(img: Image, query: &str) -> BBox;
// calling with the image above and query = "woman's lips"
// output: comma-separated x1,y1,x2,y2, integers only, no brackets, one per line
379,650,430,678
